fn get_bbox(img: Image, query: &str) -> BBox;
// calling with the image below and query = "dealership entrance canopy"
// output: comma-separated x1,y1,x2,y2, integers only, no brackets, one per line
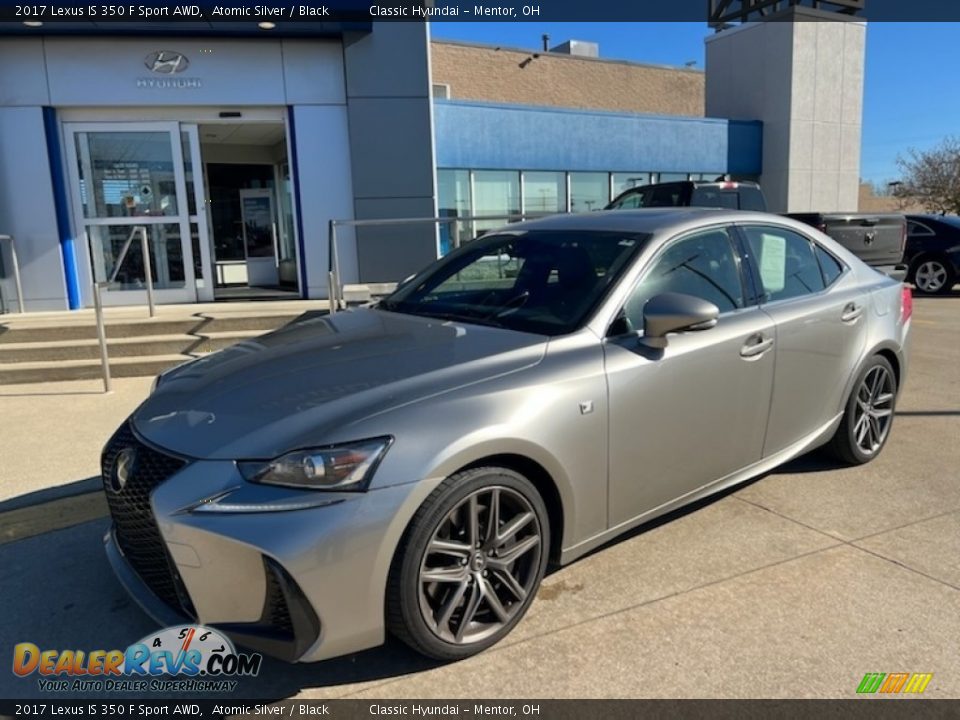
0,11,864,312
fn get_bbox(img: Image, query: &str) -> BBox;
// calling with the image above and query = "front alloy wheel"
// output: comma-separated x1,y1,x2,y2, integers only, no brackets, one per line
388,467,549,660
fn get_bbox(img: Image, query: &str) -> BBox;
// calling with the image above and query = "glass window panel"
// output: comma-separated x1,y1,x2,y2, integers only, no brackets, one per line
473,170,520,235
815,243,845,287
438,169,471,255
569,172,609,212
624,227,744,327
76,131,179,219
522,171,566,216
658,173,690,182
612,173,651,199
277,162,298,288
88,224,185,290
742,226,826,302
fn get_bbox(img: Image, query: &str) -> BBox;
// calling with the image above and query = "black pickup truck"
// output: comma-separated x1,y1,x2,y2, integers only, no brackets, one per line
606,180,907,278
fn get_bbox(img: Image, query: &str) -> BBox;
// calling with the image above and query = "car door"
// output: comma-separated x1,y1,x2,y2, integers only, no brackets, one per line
736,223,869,457
604,225,776,528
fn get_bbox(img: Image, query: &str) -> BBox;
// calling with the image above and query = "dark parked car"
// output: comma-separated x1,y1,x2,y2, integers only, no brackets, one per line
606,180,767,212
903,214,960,294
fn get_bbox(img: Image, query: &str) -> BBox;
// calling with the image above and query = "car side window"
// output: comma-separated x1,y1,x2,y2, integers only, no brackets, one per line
743,226,826,302
623,227,745,328
814,244,845,287
907,221,934,236
610,190,647,210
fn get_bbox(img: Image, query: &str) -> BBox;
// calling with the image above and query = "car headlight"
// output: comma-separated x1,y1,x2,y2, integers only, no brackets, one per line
237,437,392,491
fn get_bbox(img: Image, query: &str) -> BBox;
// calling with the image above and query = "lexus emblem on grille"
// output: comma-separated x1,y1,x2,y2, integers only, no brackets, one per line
110,448,137,493
144,51,189,75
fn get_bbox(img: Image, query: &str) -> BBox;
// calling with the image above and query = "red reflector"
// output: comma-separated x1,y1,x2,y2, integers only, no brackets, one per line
720,182,738,189
901,286,913,323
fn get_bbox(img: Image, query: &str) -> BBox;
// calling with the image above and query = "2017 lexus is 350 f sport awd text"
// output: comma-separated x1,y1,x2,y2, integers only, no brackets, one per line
101,209,912,663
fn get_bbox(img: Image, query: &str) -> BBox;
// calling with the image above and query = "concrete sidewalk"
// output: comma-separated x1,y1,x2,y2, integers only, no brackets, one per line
1,296,958,699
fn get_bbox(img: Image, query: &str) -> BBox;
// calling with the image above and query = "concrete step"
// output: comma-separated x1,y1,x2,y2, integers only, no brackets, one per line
0,331,263,364
0,312,309,345
0,355,194,385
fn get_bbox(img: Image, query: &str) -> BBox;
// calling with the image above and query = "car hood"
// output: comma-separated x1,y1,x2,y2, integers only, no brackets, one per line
132,307,546,460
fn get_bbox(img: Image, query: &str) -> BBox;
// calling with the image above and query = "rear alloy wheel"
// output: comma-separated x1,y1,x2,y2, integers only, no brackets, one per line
387,467,549,660
913,258,955,295
826,355,897,465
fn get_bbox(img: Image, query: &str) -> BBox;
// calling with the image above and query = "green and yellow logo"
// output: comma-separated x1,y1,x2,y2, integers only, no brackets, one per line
857,672,933,695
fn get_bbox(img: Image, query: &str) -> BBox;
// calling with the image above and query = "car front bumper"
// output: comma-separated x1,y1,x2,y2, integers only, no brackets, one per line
101,423,442,663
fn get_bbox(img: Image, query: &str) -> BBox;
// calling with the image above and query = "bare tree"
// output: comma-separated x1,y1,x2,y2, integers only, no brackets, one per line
895,136,960,215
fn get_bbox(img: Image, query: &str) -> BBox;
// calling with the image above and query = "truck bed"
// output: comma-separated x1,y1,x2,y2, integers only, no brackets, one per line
787,213,906,275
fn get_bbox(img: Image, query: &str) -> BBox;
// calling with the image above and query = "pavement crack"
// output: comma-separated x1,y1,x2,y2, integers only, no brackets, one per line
734,493,960,596
847,543,960,595
849,507,960,543
732,494,844,542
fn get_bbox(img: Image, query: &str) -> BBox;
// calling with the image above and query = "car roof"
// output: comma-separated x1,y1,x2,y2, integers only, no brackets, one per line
487,208,787,236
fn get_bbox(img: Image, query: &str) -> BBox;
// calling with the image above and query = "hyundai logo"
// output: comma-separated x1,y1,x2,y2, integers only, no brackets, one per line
144,51,190,75
110,448,137,493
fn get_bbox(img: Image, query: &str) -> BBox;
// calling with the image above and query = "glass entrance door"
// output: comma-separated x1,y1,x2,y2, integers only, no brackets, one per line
65,122,200,305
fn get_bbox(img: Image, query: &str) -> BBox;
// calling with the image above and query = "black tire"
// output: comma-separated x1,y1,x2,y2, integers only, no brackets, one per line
386,466,549,661
910,255,956,295
825,355,898,465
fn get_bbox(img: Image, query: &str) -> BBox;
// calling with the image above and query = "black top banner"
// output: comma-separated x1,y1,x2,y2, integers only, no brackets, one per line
2,0,960,23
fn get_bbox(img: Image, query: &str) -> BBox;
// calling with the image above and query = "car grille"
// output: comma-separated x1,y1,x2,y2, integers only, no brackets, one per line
101,421,195,618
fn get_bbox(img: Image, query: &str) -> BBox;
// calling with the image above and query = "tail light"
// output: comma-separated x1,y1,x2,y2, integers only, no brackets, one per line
901,285,913,324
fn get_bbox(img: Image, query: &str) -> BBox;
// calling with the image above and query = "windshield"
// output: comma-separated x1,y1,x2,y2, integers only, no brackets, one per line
380,230,649,335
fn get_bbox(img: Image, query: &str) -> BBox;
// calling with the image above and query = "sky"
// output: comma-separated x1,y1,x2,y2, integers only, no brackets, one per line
429,22,960,186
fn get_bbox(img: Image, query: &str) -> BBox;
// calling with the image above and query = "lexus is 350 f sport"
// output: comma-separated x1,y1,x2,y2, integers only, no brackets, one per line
101,209,911,663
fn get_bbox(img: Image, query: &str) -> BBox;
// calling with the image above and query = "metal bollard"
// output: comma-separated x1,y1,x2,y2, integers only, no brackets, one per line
92,281,112,393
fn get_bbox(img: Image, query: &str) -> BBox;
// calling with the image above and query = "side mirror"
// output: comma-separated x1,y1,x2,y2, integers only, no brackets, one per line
642,292,719,349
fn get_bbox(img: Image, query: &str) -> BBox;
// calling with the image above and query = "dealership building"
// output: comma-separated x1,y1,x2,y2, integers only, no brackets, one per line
0,11,865,312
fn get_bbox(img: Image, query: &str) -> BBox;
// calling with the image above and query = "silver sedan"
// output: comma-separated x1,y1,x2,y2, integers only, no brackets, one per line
101,209,912,663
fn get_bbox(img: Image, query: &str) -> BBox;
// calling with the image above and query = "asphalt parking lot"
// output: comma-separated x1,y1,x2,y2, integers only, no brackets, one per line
1,294,958,700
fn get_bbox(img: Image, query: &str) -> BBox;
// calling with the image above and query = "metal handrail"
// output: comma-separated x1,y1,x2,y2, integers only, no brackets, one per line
327,213,548,313
85,224,158,393
106,225,156,318
0,234,25,314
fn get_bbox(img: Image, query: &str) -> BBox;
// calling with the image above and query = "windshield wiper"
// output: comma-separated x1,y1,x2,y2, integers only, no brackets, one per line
417,310,506,328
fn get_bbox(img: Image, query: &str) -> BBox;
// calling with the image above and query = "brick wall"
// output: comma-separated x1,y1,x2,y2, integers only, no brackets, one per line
430,40,705,118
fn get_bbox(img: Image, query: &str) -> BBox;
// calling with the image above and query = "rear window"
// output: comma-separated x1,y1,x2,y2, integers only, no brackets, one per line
738,187,766,211
690,188,739,209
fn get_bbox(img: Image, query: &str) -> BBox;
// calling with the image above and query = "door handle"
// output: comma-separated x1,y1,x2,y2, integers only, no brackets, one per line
740,334,774,358
841,303,863,322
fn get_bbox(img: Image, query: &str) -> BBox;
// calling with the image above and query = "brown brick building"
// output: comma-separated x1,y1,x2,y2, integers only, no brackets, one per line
430,39,705,118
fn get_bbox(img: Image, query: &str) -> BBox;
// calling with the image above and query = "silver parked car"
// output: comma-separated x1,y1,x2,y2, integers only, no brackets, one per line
101,209,912,663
